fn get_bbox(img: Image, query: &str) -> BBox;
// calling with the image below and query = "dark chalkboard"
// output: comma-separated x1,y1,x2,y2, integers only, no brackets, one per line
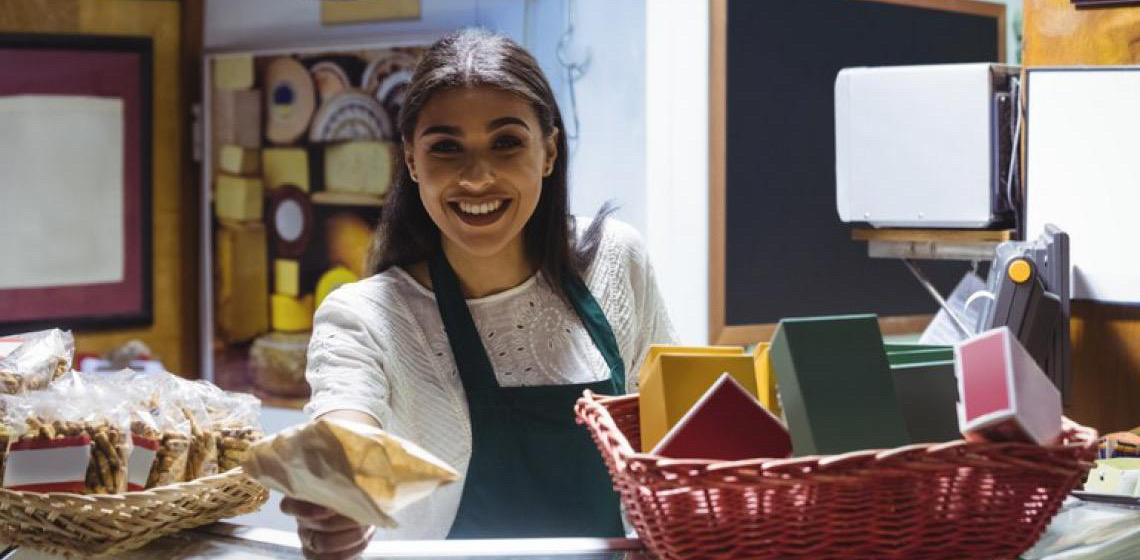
717,0,1004,332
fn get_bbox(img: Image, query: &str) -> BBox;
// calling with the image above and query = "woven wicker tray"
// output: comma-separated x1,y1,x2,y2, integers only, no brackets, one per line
577,391,1098,560
0,468,268,558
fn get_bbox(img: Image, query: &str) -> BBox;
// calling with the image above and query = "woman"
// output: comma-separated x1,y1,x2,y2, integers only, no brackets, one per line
282,28,676,559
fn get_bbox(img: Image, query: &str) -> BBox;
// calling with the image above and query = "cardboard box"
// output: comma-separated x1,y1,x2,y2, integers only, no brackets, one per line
954,327,1062,445
769,314,910,455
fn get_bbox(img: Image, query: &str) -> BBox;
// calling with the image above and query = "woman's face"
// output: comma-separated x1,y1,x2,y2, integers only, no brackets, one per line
405,86,558,260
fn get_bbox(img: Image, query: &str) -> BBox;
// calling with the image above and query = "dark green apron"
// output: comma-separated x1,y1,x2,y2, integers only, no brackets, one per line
429,251,625,539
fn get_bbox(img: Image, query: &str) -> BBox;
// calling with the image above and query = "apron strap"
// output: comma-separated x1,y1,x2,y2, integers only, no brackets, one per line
429,251,500,392
561,273,626,395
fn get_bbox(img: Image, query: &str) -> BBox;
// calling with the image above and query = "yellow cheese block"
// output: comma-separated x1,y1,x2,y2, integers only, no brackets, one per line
274,259,300,297
324,141,393,196
262,148,310,192
216,222,269,343
213,54,254,90
753,342,780,418
215,174,263,221
637,345,745,384
271,294,314,332
219,145,260,175
326,214,373,278
316,266,360,310
639,353,761,453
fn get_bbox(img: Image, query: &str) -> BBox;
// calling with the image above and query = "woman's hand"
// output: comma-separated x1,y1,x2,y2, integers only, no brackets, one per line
281,497,374,560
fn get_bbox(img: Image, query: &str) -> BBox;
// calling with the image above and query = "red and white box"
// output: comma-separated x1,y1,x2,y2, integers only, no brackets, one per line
954,327,1062,445
652,373,792,461
127,435,159,491
4,434,92,493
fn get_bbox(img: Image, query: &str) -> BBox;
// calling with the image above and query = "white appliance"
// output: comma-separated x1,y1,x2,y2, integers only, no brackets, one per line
835,63,1019,228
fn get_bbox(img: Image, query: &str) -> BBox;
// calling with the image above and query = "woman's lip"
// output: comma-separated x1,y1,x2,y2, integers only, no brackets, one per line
446,196,512,203
450,199,512,227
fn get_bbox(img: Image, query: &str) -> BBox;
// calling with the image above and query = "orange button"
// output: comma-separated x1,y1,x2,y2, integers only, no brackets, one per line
1008,259,1032,284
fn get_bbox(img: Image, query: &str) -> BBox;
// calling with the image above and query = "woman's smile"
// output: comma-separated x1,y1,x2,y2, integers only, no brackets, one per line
450,198,513,227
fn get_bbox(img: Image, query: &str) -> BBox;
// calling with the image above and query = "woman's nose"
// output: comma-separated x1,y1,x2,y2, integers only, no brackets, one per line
457,157,495,190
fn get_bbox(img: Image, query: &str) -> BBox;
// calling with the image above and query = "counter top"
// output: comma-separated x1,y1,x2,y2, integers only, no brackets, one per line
3,523,649,560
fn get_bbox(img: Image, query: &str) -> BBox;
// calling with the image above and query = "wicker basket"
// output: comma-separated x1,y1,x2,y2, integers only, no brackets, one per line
576,391,1097,560
0,468,268,558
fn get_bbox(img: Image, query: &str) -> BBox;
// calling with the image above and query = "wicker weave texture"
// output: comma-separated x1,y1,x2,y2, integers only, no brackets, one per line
0,468,268,558
576,392,1097,560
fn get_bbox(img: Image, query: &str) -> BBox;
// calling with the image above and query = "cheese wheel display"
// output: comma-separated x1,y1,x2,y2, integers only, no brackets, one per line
323,141,394,196
309,91,393,143
262,148,310,192
311,61,351,104
271,294,314,332
250,332,311,398
267,185,314,258
362,52,418,118
264,57,317,145
316,267,360,310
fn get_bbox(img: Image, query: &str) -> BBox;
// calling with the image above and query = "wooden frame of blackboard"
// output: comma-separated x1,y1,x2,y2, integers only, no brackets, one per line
708,0,1007,345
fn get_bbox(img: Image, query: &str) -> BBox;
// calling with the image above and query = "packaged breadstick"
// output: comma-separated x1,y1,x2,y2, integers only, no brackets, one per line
2,382,132,495
0,329,74,394
177,380,264,473
213,392,263,471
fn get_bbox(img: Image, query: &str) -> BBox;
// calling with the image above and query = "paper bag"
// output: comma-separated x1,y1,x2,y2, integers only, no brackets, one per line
242,417,459,527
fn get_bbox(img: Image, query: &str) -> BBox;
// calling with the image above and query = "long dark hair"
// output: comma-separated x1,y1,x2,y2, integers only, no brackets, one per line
368,28,609,295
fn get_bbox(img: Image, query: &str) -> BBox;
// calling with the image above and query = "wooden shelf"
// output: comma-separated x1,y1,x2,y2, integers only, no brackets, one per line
851,228,1015,243
311,191,385,208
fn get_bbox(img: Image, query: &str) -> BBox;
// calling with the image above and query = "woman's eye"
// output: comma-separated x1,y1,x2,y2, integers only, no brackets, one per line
429,140,462,154
493,135,523,150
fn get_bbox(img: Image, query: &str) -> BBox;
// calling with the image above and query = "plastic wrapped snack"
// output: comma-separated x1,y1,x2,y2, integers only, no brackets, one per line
2,382,132,494
243,417,460,528
180,395,219,481
177,380,264,472
214,392,264,471
88,370,193,489
0,329,74,394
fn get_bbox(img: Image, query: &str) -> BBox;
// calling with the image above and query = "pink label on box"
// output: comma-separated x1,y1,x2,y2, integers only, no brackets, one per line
959,331,1011,422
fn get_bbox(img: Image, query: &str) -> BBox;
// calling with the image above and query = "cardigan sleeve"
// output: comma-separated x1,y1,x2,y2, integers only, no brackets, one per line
303,284,393,428
599,220,680,393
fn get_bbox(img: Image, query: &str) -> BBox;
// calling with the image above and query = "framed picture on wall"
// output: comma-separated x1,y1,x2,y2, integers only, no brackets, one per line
202,40,428,407
0,34,153,333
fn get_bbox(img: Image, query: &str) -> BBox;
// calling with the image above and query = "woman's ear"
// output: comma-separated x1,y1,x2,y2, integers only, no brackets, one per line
543,128,560,177
404,142,418,183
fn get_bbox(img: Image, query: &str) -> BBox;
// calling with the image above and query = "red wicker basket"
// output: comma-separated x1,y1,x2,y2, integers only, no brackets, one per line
575,391,1097,560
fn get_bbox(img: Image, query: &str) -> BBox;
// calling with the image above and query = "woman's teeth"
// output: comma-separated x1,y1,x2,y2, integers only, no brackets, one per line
457,200,504,215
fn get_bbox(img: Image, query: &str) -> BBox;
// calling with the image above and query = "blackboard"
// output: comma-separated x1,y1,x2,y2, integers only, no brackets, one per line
711,0,1005,343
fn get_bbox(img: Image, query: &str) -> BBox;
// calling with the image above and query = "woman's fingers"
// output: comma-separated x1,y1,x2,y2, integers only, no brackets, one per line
280,497,336,521
280,498,361,530
297,512,367,533
300,526,374,560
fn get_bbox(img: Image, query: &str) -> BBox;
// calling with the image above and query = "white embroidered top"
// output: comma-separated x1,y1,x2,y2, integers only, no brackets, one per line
304,218,678,539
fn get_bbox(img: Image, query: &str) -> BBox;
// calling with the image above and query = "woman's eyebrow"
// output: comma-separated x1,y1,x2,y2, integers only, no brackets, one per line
488,117,529,131
420,124,461,137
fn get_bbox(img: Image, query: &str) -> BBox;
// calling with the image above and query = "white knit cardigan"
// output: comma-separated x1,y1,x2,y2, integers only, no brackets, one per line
304,218,677,539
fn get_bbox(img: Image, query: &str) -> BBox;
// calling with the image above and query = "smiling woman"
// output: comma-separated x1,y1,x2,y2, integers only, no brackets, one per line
282,28,677,558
